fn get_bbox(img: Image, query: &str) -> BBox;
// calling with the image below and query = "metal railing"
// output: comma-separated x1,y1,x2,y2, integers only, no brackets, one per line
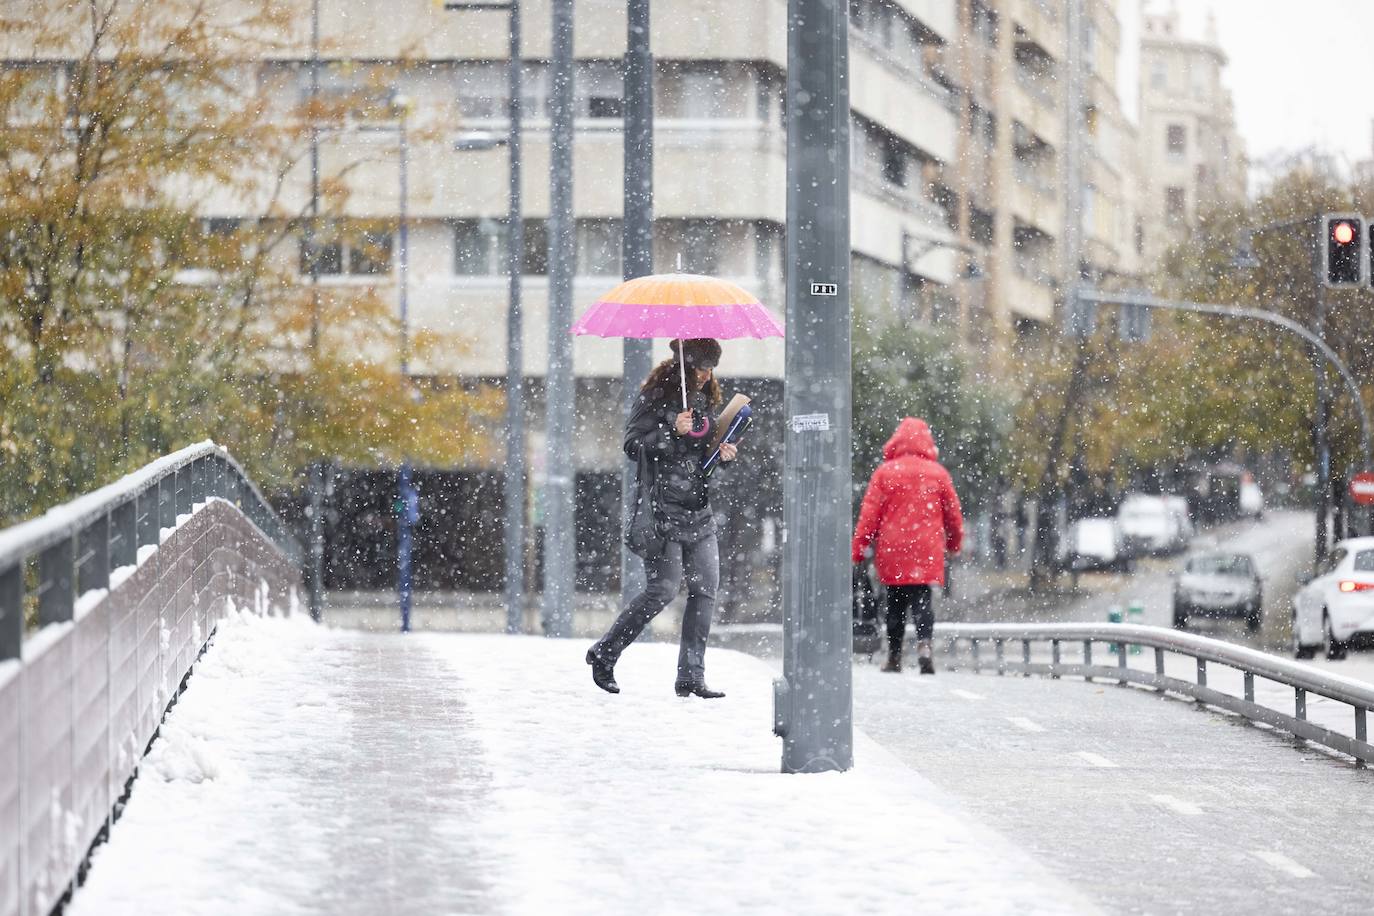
936,622,1374,766
1,442,302,916
0,442,299,661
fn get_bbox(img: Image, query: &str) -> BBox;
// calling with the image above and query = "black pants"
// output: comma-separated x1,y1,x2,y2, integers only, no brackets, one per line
886,584,933,653
591,534,719,683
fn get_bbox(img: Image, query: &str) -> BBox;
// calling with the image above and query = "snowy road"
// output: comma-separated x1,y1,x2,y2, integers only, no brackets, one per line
854,663,1374,916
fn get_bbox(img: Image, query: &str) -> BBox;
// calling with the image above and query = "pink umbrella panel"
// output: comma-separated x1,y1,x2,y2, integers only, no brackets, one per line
571,273,784,408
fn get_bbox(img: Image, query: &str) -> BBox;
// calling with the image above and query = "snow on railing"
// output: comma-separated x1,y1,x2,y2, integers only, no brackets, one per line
936,622,1374,766
0,444,302,916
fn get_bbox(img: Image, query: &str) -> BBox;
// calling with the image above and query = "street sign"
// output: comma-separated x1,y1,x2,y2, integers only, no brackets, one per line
1350,473,1374,505
809,282,838,296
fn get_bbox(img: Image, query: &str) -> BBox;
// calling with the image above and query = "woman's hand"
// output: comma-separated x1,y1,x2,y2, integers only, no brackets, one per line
674,409,694,435
719,442,738,462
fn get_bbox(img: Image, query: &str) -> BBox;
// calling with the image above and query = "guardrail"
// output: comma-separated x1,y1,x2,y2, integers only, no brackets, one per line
935,622,1374,766
0,442,302,916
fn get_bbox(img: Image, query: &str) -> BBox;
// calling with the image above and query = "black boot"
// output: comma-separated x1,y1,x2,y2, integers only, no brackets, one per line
586,648,619,694
674,680,725,699
917,656,935,675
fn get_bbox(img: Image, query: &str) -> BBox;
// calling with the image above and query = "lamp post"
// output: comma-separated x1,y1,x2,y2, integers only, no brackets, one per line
449,0,526,634
620,0,653,606
774,0,853,774
394,96,416,633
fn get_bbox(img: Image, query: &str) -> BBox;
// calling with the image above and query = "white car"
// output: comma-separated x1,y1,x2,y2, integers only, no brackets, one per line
1292,537,1374,659
1057,517,1132,573
1117,493,1189,556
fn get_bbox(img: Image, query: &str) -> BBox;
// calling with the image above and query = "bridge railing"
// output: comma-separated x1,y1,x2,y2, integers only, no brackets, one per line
936,622,1374,766
0,442,302,916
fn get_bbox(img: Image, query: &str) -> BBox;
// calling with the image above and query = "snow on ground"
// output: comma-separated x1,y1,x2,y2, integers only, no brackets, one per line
71,614,1098,916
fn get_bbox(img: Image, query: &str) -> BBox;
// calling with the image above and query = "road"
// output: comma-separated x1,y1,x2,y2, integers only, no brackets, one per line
854,664,1374,915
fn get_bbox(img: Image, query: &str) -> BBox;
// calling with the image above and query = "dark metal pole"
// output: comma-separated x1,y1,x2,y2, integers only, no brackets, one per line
620,0,653,606
398,463,416,632
398,110,409,376
774,0,853,774
542,0,576,637
504,0,527,634
308,461,325,621
1315,283,1330,564
308,0,321,353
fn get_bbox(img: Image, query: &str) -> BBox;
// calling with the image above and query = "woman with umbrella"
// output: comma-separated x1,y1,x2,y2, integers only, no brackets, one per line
574,273,783,697
586,338,736,698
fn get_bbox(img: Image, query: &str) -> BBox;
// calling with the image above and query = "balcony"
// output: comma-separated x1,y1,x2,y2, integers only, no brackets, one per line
1009,272,1056,323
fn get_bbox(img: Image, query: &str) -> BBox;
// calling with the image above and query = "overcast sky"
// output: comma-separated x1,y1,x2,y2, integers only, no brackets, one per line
1118,0,1374,174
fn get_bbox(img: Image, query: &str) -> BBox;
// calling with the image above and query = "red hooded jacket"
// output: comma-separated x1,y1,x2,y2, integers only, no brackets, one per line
851,418,964,586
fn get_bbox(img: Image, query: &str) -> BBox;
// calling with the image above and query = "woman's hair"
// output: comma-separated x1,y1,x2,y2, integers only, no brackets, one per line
640,339,723,409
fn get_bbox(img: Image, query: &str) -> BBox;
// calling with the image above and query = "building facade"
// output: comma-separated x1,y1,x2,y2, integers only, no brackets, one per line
1137,6,1247,265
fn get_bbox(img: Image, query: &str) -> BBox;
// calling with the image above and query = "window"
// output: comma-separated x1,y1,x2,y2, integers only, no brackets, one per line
453,219,548,276
576,220,621,276
588,96,622,119
1150,60,1166,89
1354,550,1374,572
350,230,393,275
300,237,342,276
1165,186,1185,219
1166,124,1186,157
301,227,393,277
882,138,908,187
972,1,998,47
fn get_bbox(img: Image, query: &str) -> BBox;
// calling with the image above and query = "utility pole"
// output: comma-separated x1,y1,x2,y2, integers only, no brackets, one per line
542,0,576,637
1314,278,1331,565
307,0,324,621
396,101,415,633
621,0,653,606
444,1,526,633
773,0,853,774
504,1,527,633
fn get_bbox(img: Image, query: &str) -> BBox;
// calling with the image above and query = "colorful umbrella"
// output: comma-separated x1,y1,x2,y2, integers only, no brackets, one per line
571,273,784,407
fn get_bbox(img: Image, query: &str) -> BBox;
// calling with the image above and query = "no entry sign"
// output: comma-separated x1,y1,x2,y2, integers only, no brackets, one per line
1351,473,1374,505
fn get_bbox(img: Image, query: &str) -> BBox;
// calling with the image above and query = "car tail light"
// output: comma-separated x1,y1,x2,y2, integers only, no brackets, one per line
1337,580,1374,593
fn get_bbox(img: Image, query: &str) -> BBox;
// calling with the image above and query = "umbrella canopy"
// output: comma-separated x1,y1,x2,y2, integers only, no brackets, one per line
571,273,784,340
571,273,784,409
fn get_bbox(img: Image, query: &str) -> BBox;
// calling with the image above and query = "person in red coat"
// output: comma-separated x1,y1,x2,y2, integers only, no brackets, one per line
852,417,964,674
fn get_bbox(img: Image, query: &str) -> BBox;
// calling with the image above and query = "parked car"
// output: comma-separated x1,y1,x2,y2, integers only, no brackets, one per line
1118,493,1190,556
1292,537,1374,659
1057,517,1133,573
1172,552,1262,631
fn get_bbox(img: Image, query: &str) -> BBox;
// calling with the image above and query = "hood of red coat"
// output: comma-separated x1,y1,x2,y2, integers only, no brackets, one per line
882,417,939,462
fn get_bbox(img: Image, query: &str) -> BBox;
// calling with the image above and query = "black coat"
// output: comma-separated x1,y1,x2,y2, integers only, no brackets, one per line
625,390,716,544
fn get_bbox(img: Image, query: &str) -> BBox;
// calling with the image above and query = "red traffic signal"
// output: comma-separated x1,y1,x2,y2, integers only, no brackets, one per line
1323,213,1365,287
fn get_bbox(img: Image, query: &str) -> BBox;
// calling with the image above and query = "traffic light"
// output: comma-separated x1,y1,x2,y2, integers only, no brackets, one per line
1323,214,1365,287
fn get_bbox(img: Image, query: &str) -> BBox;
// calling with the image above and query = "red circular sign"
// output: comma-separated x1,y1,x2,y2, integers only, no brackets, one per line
1334,222,1356,245
1351,473,1374,505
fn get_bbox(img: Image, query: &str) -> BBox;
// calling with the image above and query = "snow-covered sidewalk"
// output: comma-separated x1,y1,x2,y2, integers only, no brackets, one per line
71,613,1097,916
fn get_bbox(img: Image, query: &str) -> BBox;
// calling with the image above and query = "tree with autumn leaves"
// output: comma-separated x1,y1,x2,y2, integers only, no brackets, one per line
0,0,494,525
1009,166,1374,587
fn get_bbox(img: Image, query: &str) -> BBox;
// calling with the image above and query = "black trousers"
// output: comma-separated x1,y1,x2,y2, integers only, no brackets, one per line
886,584,933,652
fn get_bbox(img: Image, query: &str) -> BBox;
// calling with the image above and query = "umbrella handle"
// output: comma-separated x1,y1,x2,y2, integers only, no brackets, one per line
679,355,688,410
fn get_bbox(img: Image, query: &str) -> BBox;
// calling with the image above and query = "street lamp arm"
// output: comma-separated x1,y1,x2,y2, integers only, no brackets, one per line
1080,290,1374,473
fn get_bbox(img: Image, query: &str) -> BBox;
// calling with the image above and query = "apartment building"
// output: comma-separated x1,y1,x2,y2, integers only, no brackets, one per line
1137,7,1247,264
933,0,1139,353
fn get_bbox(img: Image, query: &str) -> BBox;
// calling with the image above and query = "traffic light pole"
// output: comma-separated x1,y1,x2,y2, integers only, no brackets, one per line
1314,282,1331,564
774,0,853,774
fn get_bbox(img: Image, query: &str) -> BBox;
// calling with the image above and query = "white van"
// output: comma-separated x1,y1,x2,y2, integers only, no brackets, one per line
1117,493,1189,556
